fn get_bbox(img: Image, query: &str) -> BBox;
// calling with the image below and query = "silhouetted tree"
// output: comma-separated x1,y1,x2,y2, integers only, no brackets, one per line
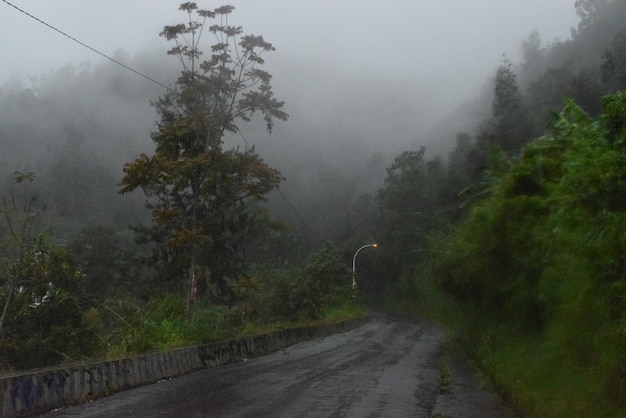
601,29,626,92
119,4,287,304
376,148,449,273
0,173,97,370
490,58,533,155
574,0,611,36
67,224,149,301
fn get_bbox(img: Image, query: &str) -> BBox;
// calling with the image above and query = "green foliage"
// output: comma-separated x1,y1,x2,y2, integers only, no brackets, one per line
422,93,626,415
296,242,350,319
0,235,98,370
304,242,347,292
377,148,433,254
100,295,242,356
490,57,533,155
438,353,451,395
66,223,150,301
100,279,362,358
321,298,365,322
263,243,352,321
185,304,242,344
0,174,101,371
373,146,458,303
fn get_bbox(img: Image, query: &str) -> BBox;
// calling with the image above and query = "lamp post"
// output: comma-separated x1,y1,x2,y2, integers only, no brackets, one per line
352,243,378,294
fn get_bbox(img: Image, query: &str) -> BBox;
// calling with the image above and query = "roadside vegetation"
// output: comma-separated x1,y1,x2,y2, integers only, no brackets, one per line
374,2,626,416
0,223,363,371
390,95,626,418
93,244,364,361
0,4,363,373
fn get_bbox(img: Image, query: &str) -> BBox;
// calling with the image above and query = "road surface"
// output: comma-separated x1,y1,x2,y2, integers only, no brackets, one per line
45,314,512,417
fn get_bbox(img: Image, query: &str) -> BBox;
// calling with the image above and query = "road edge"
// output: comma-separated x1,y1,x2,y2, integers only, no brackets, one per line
0,316,369,417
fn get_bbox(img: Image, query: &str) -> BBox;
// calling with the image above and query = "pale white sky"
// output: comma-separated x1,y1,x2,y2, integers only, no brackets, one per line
1,0,578,85
0,0,580,148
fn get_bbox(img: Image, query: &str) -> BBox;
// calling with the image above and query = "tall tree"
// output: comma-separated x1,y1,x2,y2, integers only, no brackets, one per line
376,148,448,267
574,0,611,36
601,29,626,91
0,171,41,333
119,3,287,304
0,173,95,370
490,58,533,155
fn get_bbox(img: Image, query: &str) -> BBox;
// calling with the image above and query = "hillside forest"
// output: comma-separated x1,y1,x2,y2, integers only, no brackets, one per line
2,1,626,415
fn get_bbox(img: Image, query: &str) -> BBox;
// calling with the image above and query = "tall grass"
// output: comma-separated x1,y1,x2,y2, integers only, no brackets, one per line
391,261,626,417
388,95,626,416
95,282,365,359
79,242,366,363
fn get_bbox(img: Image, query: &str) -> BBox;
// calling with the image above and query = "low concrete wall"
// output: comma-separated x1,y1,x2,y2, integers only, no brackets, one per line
0,317,367,417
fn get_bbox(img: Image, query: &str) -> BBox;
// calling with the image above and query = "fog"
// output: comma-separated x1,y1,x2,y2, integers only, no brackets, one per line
0,1,579,119
0,0,580,241
1,1,577,81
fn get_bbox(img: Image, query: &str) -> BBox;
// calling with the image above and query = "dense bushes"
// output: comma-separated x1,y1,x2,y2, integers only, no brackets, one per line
92,296,245,358
0,234,360,372
0,235,101,371
424,93,626,415
264,242,353,321
62,241,358,360
94,243,357,358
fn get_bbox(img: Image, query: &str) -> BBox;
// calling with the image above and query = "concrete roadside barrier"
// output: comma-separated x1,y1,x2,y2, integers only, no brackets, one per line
0,317,367,417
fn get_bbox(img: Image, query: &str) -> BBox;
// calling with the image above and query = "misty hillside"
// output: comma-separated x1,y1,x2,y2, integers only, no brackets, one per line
0,51,169,234
0,47,454,244
0,0,624,251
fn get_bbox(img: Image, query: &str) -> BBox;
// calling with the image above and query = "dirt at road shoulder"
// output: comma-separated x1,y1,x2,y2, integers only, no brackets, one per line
430,351,516,418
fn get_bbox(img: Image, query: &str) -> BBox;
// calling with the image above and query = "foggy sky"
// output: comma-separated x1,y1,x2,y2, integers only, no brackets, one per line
2,1,578,97
0,0,582,242
0,0,582,190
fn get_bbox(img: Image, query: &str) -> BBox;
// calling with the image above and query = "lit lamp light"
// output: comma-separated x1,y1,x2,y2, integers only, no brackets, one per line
352,243,378,294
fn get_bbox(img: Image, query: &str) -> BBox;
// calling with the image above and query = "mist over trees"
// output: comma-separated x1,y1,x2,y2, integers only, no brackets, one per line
368,0,626,413
2,1,620,253
0,54,166,234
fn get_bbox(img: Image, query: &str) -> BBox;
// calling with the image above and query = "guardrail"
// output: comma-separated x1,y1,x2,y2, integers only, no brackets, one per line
0,317,367,417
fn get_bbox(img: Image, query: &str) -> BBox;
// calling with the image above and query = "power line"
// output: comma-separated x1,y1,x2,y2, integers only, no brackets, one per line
1,0,173,92
275,187,317,238
236,127,252,149
236,128,315,237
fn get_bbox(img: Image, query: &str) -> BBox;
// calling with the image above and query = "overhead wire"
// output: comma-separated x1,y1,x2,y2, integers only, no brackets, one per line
236,128,317,238
275,187,317,239
1,0,173,92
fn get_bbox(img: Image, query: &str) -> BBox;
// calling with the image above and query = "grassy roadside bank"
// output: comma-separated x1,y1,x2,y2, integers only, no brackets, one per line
97,295,366,361
381,95,626,418
388,267,624,418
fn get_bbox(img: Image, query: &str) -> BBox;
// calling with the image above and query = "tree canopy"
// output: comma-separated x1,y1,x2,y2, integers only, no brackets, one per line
119,3,287,303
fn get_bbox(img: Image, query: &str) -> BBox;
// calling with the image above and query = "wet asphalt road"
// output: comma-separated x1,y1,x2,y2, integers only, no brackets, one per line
45,315,510,417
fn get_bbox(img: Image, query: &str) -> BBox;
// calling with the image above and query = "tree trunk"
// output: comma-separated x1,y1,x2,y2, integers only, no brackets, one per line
0,281,14,333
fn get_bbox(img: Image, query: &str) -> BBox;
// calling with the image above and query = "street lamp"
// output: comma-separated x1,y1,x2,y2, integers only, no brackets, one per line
352,243,378,293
